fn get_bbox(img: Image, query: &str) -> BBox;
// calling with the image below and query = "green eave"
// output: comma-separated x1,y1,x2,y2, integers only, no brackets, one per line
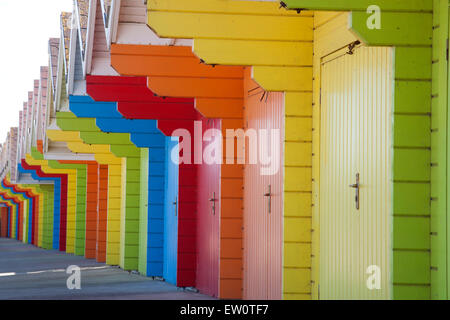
56,111,101,132
282,0,432,46
79,131,133,145
47,161,86,170
282,0,432,12
110,145,140,157
31,147,45,160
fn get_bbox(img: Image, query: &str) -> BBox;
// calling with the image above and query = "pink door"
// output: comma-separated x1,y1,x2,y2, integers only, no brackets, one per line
196,118,221,297
243,69,283,299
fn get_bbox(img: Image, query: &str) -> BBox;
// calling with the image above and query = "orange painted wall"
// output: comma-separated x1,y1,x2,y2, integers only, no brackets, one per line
0,207,8,237
37,140,44,154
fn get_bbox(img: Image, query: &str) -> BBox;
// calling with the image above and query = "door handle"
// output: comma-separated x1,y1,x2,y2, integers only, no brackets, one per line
349,173,360,210
264,185,272,214
209,192,217,215
172,197,178,217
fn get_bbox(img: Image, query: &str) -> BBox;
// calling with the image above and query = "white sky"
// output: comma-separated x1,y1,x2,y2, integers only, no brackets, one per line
0,0,73,142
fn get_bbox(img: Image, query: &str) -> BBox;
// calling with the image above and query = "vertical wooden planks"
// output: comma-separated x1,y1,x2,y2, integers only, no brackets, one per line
107,162,122,265
139,148,149,275
163,139,179,284
97,164,108,262
0,207,7,237
243,68,284,300
75,165,87,256
86,163,99,259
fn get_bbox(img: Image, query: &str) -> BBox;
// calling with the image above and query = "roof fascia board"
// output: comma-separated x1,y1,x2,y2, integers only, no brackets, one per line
109,0,120,45
67,13,78,95
84,0,98,77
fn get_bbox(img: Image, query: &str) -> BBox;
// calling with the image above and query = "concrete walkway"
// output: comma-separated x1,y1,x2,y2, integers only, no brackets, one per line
0,238,214,300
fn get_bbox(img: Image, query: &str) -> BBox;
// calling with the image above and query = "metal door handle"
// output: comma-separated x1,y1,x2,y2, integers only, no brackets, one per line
264,185,272,214
349,173,360,210
209,192,217,215
173,197,178,217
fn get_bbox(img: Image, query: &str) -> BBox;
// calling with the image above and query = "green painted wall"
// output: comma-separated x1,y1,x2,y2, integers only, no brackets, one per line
40,185,54,250
430,0,449,300
119,156,141,271
75,166,87,256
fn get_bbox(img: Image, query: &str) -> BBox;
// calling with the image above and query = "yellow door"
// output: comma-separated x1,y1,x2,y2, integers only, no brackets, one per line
319,46,393,299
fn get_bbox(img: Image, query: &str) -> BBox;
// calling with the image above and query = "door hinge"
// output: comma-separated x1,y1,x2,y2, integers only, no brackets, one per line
347,40,361,55
446,39,449,61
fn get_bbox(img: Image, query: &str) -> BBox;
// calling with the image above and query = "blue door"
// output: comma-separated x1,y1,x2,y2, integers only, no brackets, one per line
163,138,179,285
